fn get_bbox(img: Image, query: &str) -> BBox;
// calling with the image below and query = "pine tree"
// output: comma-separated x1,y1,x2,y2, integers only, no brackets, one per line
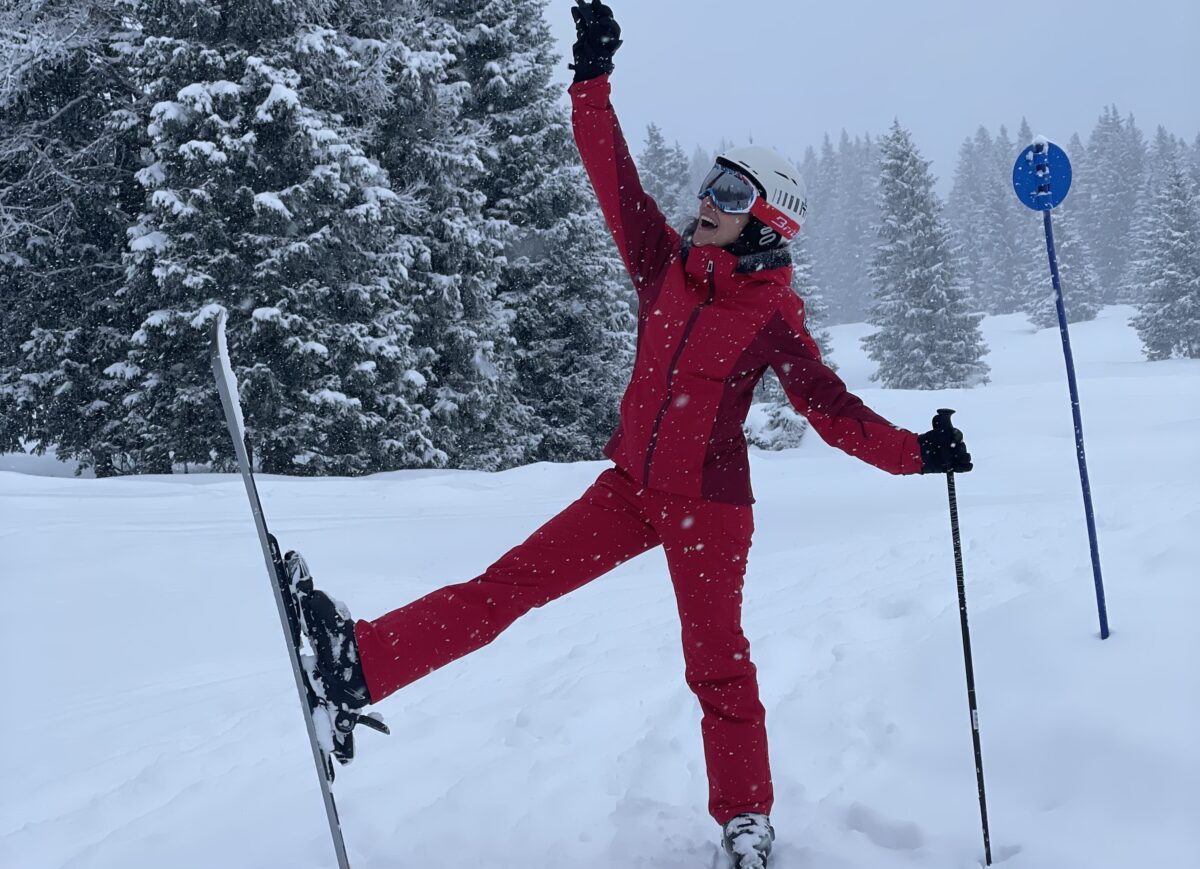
639,123,693,229
1006,119,1051,314
987,124,1028,314
746,235,830,450
0,1,142,473
1122,126,1183,305
837,132,881,322
1021,201,1101,329
802,131,880,325
947,129,992,311
365,1,523,471
1190,133,1200,191
430,0,634,465
1131,154,1200,359
864,121,988,389
109,0,431,474
1080,106,1146,301
688,145,714,199
804,134,841,319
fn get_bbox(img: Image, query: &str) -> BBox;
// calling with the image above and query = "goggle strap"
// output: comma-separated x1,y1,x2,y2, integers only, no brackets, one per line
750,198,801,240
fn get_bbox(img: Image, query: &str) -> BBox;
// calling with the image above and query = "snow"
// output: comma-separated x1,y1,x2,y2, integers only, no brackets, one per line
191,303,226,330
148,99,187,132
0,443,89,478
179,140,229,165
253,192,293,219
102,361,140,380
151,189,198,217
310,388,359,408
252,306,283,322
177,81,241,114
2,307,1197,869
128,229,168,253
211,309,245,438
256,82,301,121
134,161,166,187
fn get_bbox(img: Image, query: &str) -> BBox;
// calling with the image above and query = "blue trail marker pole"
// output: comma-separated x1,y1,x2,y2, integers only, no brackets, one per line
1012,139,1111,639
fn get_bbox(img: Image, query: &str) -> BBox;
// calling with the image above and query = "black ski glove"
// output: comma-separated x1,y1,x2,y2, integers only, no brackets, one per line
918,409,974,474
570,0,622,83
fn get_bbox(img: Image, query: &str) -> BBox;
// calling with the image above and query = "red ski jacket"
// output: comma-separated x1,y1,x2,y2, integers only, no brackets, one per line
571,76,923,504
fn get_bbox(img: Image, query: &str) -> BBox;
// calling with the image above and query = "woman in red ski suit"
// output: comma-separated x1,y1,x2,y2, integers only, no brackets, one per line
315,1,973,859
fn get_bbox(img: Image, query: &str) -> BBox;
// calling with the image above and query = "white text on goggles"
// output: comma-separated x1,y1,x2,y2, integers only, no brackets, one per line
697,165,759,214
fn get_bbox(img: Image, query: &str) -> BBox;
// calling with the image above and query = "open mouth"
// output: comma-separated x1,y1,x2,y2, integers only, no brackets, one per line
698,215,719,230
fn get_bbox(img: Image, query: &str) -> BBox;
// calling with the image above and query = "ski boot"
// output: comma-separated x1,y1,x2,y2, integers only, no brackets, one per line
285,551,388,765
722,813,775,869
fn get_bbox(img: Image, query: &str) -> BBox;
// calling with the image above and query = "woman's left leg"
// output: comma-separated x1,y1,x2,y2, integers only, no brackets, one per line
650,492,771,826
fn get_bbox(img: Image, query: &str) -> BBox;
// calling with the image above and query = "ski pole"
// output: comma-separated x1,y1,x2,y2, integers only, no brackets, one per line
1012,139,1110,639
937,409,992,866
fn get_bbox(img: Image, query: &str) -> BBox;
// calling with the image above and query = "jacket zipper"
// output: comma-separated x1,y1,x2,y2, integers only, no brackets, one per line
642,261,717,487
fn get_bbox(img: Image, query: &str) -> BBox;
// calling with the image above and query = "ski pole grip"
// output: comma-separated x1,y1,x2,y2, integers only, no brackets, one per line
934,407,956,433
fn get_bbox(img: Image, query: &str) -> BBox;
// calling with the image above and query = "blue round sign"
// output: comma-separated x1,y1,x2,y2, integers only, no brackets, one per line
1013,140,1072,211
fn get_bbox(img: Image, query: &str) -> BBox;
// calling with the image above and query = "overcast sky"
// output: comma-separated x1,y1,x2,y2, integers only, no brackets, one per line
546,0,1200,193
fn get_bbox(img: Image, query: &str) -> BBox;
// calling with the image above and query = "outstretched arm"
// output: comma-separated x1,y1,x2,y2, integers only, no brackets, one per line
568,3,676,293
758,300,924,475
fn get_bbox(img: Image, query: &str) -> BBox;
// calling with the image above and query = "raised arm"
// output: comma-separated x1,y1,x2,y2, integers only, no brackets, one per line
567,3,676,292
757,299,924,475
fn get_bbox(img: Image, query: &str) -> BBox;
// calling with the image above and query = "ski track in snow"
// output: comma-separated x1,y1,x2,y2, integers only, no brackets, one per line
2,307,1198,869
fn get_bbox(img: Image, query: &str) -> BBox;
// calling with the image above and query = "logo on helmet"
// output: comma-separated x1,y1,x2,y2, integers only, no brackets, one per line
757,225,779,248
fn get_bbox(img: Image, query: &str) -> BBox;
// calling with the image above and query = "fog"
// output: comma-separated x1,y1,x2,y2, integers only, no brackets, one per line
547,0,1200,189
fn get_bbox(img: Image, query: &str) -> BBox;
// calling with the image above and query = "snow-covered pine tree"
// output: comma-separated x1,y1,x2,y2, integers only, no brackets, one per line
1005,120,1054,319
1121,126,1184,306
987,124,1028,315
837,132,881,323
430,0,634,464
1081,106,1146,301
746,235,830,450
369,1,523,470
111,0,431,474
0,1,142,473
688,145,714,200
1131,152,1200,359
804,135,841,319
864,121,988,389
793,235,835,363
1021,200,1101,330
947,129,992,311
1190,133,1200,191
639,123,693,229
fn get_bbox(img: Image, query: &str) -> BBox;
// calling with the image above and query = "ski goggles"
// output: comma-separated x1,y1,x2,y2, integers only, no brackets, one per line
697,165,760,214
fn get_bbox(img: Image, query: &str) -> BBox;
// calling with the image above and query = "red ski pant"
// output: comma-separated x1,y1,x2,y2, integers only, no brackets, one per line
354,466,771,824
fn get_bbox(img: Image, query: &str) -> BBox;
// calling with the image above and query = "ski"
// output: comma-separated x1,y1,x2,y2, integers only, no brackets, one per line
208,309,386,869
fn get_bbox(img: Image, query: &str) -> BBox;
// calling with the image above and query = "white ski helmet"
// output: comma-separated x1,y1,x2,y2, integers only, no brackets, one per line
716,145,808,239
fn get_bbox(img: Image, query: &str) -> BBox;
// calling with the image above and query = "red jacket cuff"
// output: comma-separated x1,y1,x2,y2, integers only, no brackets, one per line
900,432,924,474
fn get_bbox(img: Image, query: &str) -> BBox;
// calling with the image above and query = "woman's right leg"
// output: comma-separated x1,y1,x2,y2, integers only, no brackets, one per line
355,467,660,702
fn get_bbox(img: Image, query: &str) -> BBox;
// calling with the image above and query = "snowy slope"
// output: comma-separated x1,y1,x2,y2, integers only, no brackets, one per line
2,307,1197,869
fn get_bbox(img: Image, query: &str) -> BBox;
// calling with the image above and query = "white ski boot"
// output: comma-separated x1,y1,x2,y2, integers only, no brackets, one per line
721,813,775,869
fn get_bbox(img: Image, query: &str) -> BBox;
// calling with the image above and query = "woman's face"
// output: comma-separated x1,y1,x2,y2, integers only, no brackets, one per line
693,194,750,248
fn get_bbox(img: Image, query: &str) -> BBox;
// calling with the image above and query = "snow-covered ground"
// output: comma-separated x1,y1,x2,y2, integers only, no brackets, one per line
2,307,1197,869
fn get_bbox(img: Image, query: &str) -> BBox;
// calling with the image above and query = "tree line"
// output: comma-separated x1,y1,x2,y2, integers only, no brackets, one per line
1,0,635,476
3,1,1196,475
641,107,1200,389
